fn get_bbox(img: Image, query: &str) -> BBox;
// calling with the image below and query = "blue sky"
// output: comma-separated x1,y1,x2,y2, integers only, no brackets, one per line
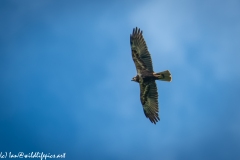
0,0,240,159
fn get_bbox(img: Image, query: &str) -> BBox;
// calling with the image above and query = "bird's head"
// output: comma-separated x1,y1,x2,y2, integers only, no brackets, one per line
131,76,139,83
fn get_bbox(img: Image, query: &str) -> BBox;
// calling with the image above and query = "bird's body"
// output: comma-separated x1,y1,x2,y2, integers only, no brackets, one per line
130,27,172,124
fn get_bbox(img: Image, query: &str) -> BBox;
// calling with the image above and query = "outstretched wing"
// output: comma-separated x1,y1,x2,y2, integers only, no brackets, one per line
140,81,160,124
130,27,154,74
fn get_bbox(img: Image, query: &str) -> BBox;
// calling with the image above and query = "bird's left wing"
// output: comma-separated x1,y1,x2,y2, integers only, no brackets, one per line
130,27,154,74
140,81,160,124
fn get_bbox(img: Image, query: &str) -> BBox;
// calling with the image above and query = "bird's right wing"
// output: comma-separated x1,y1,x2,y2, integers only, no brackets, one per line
130,27,154,74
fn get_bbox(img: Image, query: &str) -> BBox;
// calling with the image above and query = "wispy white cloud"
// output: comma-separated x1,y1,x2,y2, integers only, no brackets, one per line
1,0,240,159
123,0,240,158
129,0,240,82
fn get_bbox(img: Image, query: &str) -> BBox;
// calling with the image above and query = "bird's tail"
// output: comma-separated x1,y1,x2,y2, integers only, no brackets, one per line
153,70,172,82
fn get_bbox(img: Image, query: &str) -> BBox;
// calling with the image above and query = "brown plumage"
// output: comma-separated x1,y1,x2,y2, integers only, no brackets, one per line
130,27,172,124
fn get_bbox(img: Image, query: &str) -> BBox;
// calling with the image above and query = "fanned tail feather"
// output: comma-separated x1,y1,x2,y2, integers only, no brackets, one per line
153,70,172,82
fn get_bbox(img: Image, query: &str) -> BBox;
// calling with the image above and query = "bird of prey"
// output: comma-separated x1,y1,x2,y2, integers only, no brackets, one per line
130,27,172,124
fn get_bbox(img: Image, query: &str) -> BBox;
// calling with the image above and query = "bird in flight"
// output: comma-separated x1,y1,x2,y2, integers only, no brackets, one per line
130,27,172,124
